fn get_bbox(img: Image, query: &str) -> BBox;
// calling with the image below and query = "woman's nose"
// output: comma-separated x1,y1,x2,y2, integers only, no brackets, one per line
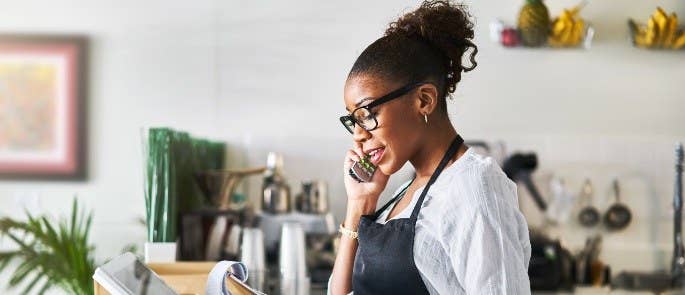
352,125,371,143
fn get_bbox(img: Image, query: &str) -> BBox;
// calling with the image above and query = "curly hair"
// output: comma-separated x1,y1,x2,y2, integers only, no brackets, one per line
348,0,478,110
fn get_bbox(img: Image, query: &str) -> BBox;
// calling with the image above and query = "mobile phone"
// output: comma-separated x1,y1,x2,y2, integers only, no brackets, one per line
348,155,376,183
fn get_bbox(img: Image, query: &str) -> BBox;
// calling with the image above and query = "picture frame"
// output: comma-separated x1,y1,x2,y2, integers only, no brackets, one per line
0,34,88,180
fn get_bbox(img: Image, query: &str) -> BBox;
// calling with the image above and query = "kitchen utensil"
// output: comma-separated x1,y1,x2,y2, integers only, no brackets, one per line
603,179,632,231
578,179,600,227
295,180,329,214
240,228,266,291
503,153,547,211
262,152,292,214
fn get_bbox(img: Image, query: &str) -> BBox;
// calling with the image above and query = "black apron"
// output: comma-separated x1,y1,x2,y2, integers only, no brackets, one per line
352,135,464,295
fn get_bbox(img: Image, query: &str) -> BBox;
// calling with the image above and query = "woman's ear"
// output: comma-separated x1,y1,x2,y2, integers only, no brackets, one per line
415,83,439,115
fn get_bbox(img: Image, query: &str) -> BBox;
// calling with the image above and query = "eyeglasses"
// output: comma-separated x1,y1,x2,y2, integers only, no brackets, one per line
339,82,426,134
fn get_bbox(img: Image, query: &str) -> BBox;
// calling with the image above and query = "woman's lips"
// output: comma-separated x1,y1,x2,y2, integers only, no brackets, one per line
369,147,385,165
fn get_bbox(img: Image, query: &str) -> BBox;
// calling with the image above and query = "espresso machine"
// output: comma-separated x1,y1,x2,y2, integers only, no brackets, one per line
257,152,337,285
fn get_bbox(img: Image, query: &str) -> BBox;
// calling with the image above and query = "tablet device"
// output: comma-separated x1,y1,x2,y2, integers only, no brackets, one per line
93,252,177,295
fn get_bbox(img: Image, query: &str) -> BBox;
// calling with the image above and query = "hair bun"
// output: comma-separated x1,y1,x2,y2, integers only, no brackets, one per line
385,0,477,94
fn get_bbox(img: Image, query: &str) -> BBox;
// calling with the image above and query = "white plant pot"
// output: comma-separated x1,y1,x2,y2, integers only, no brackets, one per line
144,242,177,263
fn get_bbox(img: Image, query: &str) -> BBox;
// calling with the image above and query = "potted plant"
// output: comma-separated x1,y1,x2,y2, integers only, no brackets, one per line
0,198,95,295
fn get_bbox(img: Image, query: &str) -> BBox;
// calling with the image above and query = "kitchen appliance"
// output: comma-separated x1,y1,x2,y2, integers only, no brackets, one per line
295,180,329,214
259,212,336,259
177,168,264,261
262,152,292,214
528,230,575,291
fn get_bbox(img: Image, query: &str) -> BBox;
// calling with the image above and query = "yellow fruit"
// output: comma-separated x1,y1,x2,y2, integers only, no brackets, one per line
551,17,569,36
645,17,659,47
572,19,586,45
549,2,588,47
664,13,678,48
673,32,685,49
655,7,669,24
654,8,670,46
560,21,575,45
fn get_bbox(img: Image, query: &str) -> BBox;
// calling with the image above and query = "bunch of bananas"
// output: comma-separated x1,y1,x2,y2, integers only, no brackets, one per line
548,4,586,47
630,7,685,49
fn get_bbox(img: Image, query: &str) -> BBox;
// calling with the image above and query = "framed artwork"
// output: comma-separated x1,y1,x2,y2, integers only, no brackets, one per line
0,35,88,179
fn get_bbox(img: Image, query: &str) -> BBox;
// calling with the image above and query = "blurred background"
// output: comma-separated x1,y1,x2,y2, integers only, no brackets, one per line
0,0,684,294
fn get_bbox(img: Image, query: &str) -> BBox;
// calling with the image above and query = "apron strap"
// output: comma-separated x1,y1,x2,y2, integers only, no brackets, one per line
410,135,464,220
372,178,414,220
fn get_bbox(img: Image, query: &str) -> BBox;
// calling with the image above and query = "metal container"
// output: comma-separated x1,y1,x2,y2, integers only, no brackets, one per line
263,181,291,214
262,152,291,214
295,180,329,214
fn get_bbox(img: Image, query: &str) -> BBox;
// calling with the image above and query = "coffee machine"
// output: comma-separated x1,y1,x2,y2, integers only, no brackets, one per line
257,152,337,285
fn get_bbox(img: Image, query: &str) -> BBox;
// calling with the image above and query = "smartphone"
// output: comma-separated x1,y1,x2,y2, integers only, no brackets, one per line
348,155,376,183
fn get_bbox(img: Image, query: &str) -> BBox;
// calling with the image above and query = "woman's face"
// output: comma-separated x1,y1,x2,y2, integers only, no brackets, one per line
343,75,425,175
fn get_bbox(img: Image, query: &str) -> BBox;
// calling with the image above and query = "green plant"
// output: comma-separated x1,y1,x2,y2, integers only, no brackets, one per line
143,127,225,243
0,198,95,295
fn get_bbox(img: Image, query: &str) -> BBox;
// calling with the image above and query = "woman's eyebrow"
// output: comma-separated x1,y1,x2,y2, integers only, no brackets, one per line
355,97,373,107
346,97,374,112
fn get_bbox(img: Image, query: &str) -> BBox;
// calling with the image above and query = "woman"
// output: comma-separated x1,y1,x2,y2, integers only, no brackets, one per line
328,1,531,294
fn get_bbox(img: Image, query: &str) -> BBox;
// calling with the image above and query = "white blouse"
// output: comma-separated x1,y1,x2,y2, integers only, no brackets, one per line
329,148,532,294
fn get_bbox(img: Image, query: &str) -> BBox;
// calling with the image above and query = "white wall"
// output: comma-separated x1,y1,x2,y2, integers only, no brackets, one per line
0,0,683,293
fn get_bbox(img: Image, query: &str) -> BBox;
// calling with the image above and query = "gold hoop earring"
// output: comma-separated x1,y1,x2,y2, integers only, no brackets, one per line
424,114,428,124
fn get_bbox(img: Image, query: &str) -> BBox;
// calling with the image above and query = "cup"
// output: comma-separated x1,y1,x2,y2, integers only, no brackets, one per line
279,222,307,279
240,228,266,291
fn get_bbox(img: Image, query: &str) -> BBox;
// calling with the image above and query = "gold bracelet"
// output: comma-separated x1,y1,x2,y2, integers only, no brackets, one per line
338,224,358,239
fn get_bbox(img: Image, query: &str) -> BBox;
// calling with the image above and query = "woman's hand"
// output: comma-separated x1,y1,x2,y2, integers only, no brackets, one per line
329,144,390,295
342,143,390,224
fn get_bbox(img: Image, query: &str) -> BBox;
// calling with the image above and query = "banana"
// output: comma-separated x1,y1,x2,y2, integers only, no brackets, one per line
560,19,575,45
654,8,670,46
549,2,587,47
551,15,569,36
655,7,669,25
631,7,684,49
645,16,659,47
664,13,678,48
673,32,685,49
